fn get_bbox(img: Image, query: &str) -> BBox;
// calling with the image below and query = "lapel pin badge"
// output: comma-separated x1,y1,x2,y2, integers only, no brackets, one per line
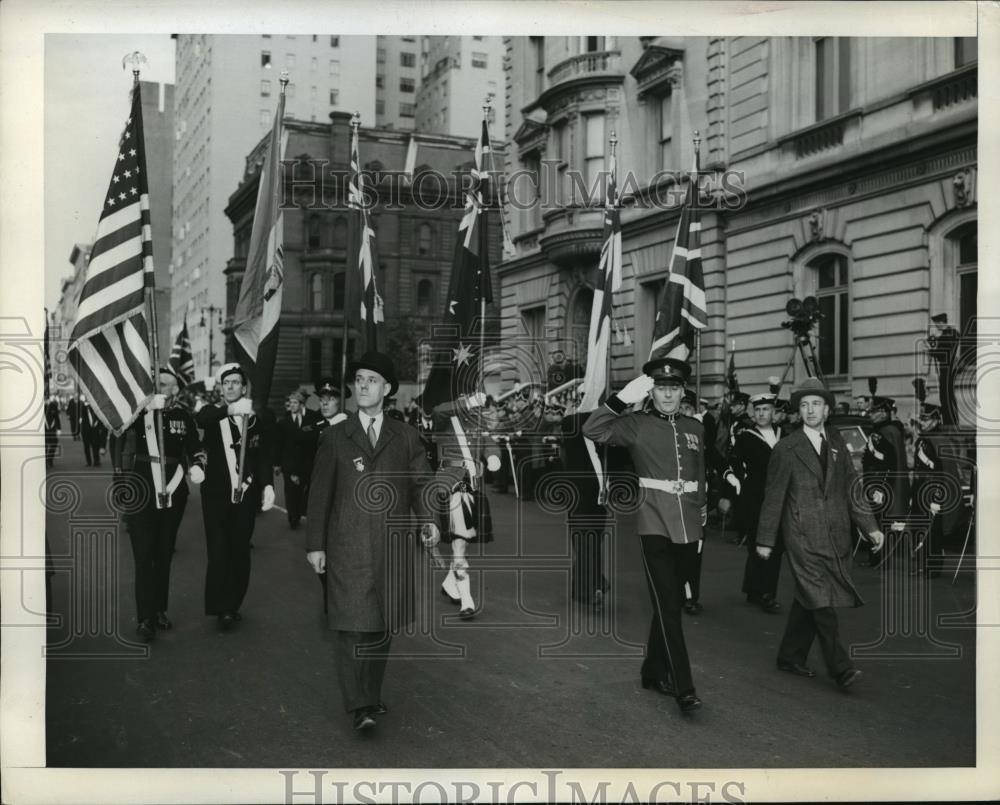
354,456,365,472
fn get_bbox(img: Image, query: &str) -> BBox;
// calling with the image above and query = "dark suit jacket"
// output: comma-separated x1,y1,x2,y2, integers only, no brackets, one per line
278,409,322,478
305,412,433,632
757,425,878,609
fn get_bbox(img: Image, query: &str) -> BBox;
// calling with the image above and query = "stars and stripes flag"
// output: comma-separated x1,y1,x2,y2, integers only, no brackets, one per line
232,83,287,409
67,82,156,436
348,122,384,352
418,119,494,412
168,316,195,386
648,156,708,362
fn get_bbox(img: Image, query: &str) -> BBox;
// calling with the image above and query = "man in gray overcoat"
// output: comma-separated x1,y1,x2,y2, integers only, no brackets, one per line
305,352,441,731
756,377,885,690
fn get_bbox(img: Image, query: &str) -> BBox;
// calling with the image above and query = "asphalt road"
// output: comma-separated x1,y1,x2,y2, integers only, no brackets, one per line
44,439,976,769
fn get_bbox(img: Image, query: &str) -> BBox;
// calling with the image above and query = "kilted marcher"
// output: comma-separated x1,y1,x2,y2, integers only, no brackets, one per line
277,390,322,529
862,393,910,566
756,377,884,689
584,357,706,715
196,363,275,630
114,366,206,640
432,391,500,618
305,352,441,732
724,391,784,613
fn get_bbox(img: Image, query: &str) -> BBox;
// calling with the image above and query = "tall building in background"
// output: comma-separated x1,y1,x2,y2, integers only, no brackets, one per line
170,34,377,380
415,35,505,138
374,35,425,130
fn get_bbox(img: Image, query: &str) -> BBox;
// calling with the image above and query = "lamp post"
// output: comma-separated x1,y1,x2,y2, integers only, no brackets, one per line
200,304,223,378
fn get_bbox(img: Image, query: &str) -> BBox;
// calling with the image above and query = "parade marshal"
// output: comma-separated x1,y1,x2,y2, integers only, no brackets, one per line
583,357,706,715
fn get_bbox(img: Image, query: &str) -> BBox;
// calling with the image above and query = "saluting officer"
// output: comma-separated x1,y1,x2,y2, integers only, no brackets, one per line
862,394,910,565
114,366,207,640
431,391,502,618
584,358,706,716
196,363,275,630
724,391,784,613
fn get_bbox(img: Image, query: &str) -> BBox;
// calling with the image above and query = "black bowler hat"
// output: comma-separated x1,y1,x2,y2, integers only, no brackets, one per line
347,352,399,397
641,357,691,385
316,376,350,399
870,395,895,412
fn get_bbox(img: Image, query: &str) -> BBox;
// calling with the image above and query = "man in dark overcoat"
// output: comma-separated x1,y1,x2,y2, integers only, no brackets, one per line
756,377,885,690
724,391,784,613
80,399,108,467
277,391,321,529
584,357,706,715
305,352,441,732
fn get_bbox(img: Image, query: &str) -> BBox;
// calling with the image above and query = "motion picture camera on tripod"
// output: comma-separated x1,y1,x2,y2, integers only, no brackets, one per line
779,295,826,384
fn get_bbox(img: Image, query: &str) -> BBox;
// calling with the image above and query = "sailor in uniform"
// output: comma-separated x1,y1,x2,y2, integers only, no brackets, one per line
583,357,706,715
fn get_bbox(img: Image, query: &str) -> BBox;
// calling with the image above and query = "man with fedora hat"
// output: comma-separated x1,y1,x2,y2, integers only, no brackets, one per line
112,365,207,640
584,357,706,715
305,351,441,732
196,362,276,630
277,390,322,530
862,392,910,568
756,377,884,690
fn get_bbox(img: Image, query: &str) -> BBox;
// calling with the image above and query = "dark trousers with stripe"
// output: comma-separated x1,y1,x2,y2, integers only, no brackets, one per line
639,535,699,696
332,631,391,713
777,599,853,678
125,487,187,622
682,538,704,603
201,492,258,616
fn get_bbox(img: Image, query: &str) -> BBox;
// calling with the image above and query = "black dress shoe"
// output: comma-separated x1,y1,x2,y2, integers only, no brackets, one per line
352,708,376,731
677,693,702,714
641,676,676,697
459,607,476,620
836,668,862,689
136,619,156,641
218,613,236,631
683,601,703,615
759,596,782,614
155,612,173,630
371,702,387,715
777,661,816,678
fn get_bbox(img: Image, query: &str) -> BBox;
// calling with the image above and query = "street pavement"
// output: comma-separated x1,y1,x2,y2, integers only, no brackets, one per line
43,437,976,769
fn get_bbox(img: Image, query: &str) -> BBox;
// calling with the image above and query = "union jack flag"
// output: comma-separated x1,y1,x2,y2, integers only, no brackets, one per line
348,124,384,351
168,316,195,386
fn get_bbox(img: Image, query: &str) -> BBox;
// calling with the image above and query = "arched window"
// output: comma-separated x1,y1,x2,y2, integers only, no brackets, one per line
332,216,348,249
810,252,850,378
310,273,324,312
418,223,433,256
333,272,346,311
307,215,321,249
416,278,434,316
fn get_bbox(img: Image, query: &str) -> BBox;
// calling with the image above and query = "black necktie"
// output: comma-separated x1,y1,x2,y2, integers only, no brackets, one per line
819,433,829,479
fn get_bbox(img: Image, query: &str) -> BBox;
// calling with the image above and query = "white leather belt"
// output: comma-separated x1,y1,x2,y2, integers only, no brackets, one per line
639,477,698,494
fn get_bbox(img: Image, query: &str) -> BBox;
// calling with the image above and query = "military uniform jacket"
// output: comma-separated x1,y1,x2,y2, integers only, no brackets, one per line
305,412,433,632
195,404,274,501
432,399,502,487
583,397,706,544
726,425,781,537
910,430,964,537
862,419,910,520
114,406,206,506
757,426,878,609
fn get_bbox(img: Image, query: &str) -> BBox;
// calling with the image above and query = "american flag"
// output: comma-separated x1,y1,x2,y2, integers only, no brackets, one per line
67,82,155,435
348,123,384,351
418,119,494,412
578,150,623,412
648,156,708,362
168,316,195,386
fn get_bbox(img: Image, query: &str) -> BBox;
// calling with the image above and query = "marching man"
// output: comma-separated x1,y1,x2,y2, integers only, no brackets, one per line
196,363,275,630
114,366,206,640
584,358,706,716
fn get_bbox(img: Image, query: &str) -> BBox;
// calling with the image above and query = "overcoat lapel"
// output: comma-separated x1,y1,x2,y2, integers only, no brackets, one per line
791,429,824,484
345,413,375,458
822,426,837,497
372,417,398,458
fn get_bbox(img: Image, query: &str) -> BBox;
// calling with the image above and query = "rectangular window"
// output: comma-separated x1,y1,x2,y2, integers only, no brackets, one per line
375,99,385,115
400,77,415,93
287,82,296,98
659,93,673,171
473,35,485,41
286,53,296,68
311,56,317,72
260,109,270,127
813,254,850,377
521,306,546,344
309,339,323,384
523,154,542,229
584,36,605,53
330,36,340,48
377,48,386,64
261,51,271,67
329,59,340,76
329,89,339,105
815,37,851,122
375,75,385,88
261,79,271,96
584,114,605,186
954,37,977,67
400,52,416,67
472,51,488,68
399,102,416,118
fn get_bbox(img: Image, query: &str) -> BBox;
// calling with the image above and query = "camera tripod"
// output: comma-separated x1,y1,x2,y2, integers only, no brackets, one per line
776,331,826,389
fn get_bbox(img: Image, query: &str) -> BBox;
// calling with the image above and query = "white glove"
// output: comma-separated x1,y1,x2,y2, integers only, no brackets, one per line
701,506,708,526
188,465,205,485
890,521,906,532
757,545,773,560
56,429,62,436
261,484,275,511
869,530,885,552
420,522,441,548
871,490,885,505
330,412,348,425
147,394,167,411
616,374,655,405
929,502,941,514
306,550,326,574
228,398,253,416
466,391,486,409
193,398,206,413
486,454,501,472
726,473,741,495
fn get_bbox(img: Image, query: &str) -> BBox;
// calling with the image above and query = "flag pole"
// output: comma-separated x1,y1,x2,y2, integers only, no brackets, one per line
126,53,169,508
598,130,620,506
692,130,703,403
341,112,362,405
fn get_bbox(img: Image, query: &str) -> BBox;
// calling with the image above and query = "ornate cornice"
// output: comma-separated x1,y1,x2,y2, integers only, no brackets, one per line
629,45,684,99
